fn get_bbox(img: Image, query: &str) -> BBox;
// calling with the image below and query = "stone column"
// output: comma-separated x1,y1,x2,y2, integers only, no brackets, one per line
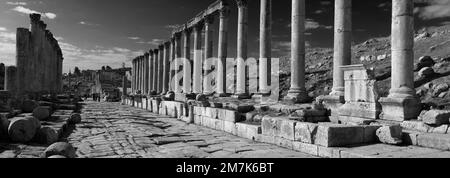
203,16,215,95
235,0,249,99
174,33,182,93
132,59,135,94
216,7,230,96
380,0,419,121
152,49,159,93
148,50,154,94
5,66,17,95
122,75,128,96
330,0,352,97
169,38,175,92
163,42,171,94
284,0,308,103
16,28,31,96
144,53,150,95
139,56,144,93
259,0,272,94
158,45,165,94
183,28,193,94
193,23,204,94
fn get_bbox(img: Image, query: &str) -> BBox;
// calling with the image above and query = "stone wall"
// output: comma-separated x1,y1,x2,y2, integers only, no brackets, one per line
13,13,63,97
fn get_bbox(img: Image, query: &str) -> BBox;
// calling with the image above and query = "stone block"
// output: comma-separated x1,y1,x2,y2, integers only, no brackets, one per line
262,116,281,137
379,96,421,121
246,124,262,141
417,133,450,151
363,125,382,143
294,122,318,144
292,142,318,156
315,123,365,147
214,119,224,131
194,115,202,125
218,109,242,123
224,121,237,135
401,120,431,133
402,130,420,146
226,103,255,113
421,110,450,126
273,137,293,149
236,123,247,138
205,107,218,119
430,125,449,134
194,106,204,116
376,125,403,145
318,146,342,158
279,119,296,141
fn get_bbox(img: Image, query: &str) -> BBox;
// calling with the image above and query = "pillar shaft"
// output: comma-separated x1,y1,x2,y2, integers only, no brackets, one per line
148,51,154,94
235,0,249,96
132,59,135,94
153,50,159,93
174,34,182,93
331,0,352,96
183,29,192,94
259,0,272,94
163,42,170,94
193,24,204,94
158,45,164,94
390,0,415,97
169,39,175,92
144,53,149,95
285,0,308,103
5,66,17,95
204,16,214,95
217,8,230,95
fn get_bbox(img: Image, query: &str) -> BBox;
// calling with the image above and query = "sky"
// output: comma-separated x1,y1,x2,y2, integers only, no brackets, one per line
1,0,450,73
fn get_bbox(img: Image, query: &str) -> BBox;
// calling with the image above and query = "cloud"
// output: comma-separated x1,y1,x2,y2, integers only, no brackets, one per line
288,19,332,31
79,21,100,26
0,31,17,66
60,42,143,73
6,2,27,6
415,0,450,20
137,39,165,46
11,6,57,19
0,27,7,31
128,37,140,40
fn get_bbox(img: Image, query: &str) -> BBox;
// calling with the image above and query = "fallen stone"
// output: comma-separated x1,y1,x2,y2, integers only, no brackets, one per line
8,117,40,143
401,120,432,132
21,100,39,113
376,125,403,145
0,115,10,140
420,110,450,126
35,127,59,145
315,123,365,147
432,83,449,97
417,133,450,151
43,142,77,158
67,113,82,125
429,125,449,134
416,56,436,71
196,94,207,102
48,155,67,158
33,106,51,121
418,67,435,78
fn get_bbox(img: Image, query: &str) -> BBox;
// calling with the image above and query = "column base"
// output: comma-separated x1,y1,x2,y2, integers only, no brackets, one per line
379,96,421,122
232,93,252,100
317,95,345,123
283,90,311,104
215,93,231,98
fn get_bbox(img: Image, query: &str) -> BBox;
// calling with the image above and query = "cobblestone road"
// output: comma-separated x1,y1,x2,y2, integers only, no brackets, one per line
67,101,317,158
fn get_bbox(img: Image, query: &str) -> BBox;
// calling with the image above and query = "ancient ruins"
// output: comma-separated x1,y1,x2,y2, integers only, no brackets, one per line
123,0,450,157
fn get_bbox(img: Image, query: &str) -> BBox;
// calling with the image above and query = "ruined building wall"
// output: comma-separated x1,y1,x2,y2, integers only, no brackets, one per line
13,13,64,96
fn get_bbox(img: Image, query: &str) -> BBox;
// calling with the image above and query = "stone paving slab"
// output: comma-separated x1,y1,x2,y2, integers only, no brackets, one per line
66,101,316,158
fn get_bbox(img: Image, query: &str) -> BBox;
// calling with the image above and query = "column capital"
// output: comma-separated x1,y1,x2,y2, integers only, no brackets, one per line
183,27,193,35
144,52,150,58
236,0,248,8
193,22,204,32
30,13,41,22
219,7,231,18
173,32,182,39
158,44,165,50
149,49,154,55
164,41,171,47
204,15,215,25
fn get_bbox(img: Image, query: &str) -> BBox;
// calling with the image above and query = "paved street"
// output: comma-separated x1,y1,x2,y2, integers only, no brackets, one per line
67,101,317,158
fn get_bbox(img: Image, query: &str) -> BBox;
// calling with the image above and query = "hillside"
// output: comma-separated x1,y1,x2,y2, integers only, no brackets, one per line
278,23,450,107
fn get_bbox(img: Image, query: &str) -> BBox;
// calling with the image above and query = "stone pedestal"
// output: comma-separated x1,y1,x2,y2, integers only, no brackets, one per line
337,65,381,125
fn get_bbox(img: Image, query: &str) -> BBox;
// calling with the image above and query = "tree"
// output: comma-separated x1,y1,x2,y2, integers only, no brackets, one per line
74,67,81,76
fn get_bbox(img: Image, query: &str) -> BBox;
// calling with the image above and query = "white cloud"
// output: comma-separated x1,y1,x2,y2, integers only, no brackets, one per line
11,6,57,19
137,39,165,46
287,19,332,31
6,2,27,6
415,0,450,20
128,37,140,40
0,27,7,31
79,21,100,26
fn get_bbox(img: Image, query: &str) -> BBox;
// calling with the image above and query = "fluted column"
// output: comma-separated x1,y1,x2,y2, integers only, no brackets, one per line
163,42,171,94
330,0,352,97
140,56,144,93
158,45,165,94
204,15,215,95
183,28,192,94
137,57,141,93
235,0,249,98
152,49,159,93
193,23,204,94
379,0,419,121
259,0,272,94
132,59,136,94
284,0,308,103
216,7,230,96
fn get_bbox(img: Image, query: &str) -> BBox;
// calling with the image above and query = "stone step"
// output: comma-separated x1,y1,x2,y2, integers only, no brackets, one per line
403,130,450,151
